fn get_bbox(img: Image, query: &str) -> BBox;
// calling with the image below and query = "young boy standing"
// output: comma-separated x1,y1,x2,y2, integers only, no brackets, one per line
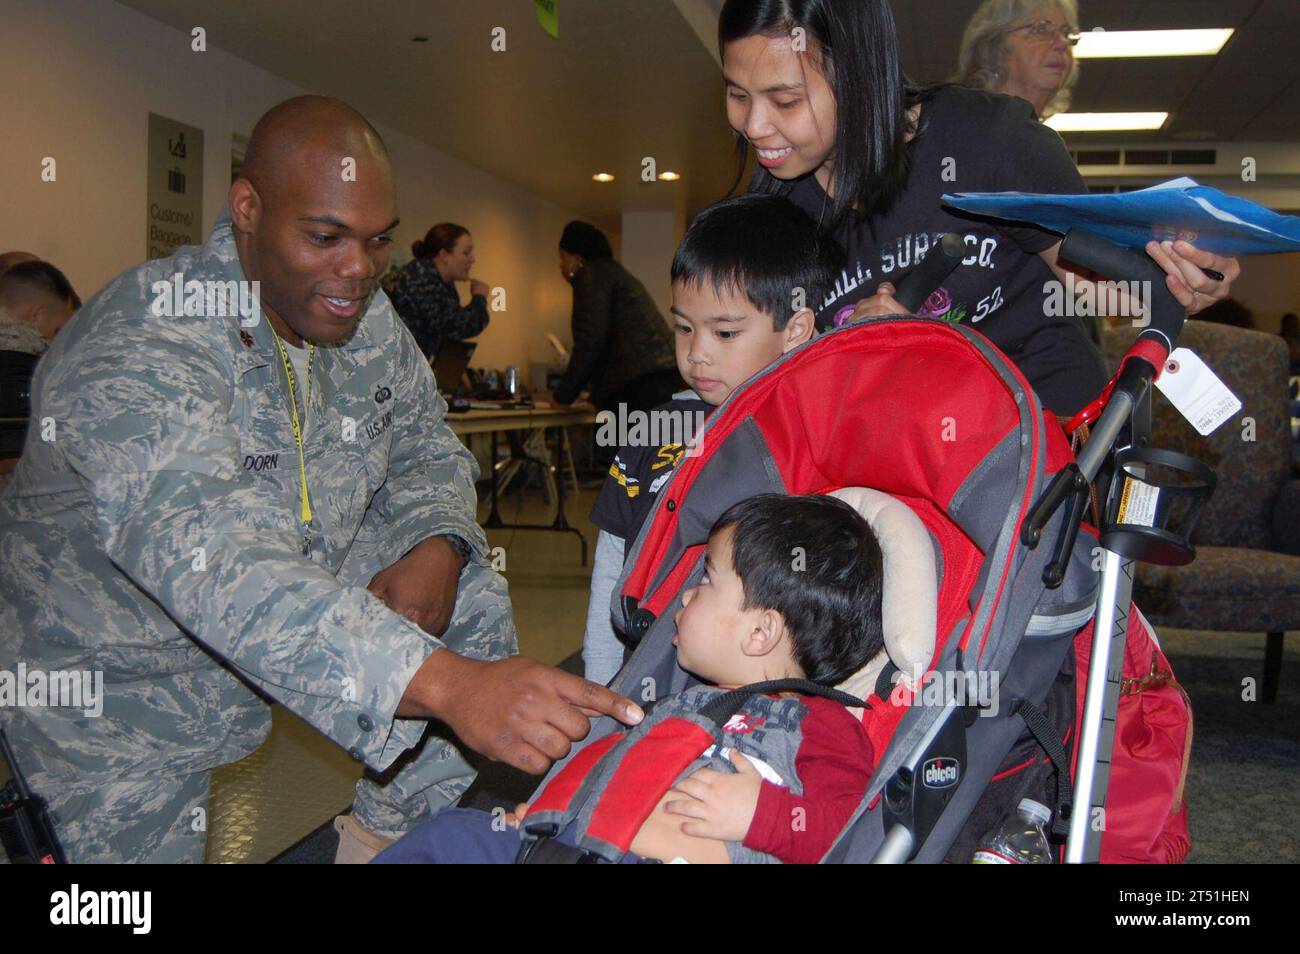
584,195,839,685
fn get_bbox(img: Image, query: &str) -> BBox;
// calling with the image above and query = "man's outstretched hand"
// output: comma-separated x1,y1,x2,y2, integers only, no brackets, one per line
368,536,463,637
398,652,644,775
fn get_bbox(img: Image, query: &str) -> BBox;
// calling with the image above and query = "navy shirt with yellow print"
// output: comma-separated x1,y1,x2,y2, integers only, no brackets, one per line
589,393,714,546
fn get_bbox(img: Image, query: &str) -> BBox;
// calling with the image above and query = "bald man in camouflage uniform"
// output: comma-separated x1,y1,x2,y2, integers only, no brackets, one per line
0,96,639,863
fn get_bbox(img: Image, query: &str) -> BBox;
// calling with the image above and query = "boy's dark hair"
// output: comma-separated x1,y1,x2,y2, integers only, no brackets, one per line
712,493,884,685
670,194,840,330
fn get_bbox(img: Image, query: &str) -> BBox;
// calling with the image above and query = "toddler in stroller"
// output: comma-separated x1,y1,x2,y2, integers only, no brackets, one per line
376,492,889,863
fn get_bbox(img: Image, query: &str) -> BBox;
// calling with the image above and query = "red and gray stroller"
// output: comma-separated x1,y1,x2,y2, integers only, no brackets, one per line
524,230,1199,863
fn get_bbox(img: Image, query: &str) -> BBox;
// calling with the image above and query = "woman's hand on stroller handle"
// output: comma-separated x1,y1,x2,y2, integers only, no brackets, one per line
399,652,645,776
1143,239,1239,315
1040,238,1239,323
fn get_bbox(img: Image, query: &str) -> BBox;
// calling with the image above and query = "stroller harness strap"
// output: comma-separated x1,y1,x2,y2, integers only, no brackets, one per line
584,719,716,852
519,680,869,863
525,733,622,820
1010,697,1075,839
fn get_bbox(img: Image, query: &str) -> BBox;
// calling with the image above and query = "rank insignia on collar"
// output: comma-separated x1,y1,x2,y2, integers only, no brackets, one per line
240,330,254,348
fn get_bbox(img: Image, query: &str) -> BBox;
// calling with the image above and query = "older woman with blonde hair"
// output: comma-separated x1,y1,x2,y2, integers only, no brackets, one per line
954,0,1081,119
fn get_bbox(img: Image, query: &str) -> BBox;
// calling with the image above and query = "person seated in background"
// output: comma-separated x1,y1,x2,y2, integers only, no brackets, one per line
583,194,836,686
0,259,80,354
384,222,491,358
374,493,884,864
954,0,1080,120
0,250,40,275
0,260,79,476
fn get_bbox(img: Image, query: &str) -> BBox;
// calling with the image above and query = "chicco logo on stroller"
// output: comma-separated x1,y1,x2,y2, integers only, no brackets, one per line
923,758,960,789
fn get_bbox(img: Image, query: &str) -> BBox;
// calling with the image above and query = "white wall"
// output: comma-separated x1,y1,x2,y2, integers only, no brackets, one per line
0,0,586,372
620,210,683,320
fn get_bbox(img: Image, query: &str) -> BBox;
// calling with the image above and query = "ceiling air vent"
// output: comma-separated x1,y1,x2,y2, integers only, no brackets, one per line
1170,149,1217,165
1124,149,1170,165
1117,148,1218,167
1075,150,1122,166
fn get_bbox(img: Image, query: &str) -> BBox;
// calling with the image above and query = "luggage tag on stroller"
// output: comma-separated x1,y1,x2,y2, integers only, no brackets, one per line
1153,348,1240,436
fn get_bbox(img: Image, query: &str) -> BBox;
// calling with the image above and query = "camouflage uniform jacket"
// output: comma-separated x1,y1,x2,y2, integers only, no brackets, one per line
0,210,489,792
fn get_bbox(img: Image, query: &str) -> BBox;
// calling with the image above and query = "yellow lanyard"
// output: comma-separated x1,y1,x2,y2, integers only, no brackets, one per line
270,330,316,554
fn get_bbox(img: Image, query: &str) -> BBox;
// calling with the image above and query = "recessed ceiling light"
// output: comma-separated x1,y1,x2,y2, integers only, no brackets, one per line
657,171,681,181
1046,112,1169,132
592,172,615,183
411,36,429,43
1073,28,1233,59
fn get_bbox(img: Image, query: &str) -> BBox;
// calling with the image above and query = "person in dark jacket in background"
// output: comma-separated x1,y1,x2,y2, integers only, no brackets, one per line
551,221,681,412
385,223,491,358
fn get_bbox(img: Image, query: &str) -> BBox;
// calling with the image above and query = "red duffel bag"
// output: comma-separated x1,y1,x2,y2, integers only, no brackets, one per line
1072,604,1193,863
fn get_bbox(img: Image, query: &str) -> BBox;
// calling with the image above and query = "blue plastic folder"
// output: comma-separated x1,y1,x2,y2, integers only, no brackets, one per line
942,177,1300,257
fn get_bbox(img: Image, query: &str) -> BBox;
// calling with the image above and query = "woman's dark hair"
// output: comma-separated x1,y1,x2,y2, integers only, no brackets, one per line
671,194,841,329
559,221,614,260
413,223,469,260
719,0,934,227
712,493,884,686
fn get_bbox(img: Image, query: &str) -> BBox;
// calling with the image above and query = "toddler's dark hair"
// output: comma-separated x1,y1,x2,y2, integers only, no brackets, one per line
711,493,884,685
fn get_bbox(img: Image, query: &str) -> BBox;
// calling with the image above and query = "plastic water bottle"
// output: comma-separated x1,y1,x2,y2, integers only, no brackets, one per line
971,798,1054,864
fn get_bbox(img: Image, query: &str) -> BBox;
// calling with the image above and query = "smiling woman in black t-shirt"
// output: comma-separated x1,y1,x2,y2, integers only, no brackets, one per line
717,0,1241,417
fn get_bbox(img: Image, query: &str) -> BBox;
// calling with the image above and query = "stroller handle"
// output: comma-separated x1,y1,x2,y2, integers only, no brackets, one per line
1024,228,1188,545
1058,227,1189,482
894,233,965,313
1058,228,1186,360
